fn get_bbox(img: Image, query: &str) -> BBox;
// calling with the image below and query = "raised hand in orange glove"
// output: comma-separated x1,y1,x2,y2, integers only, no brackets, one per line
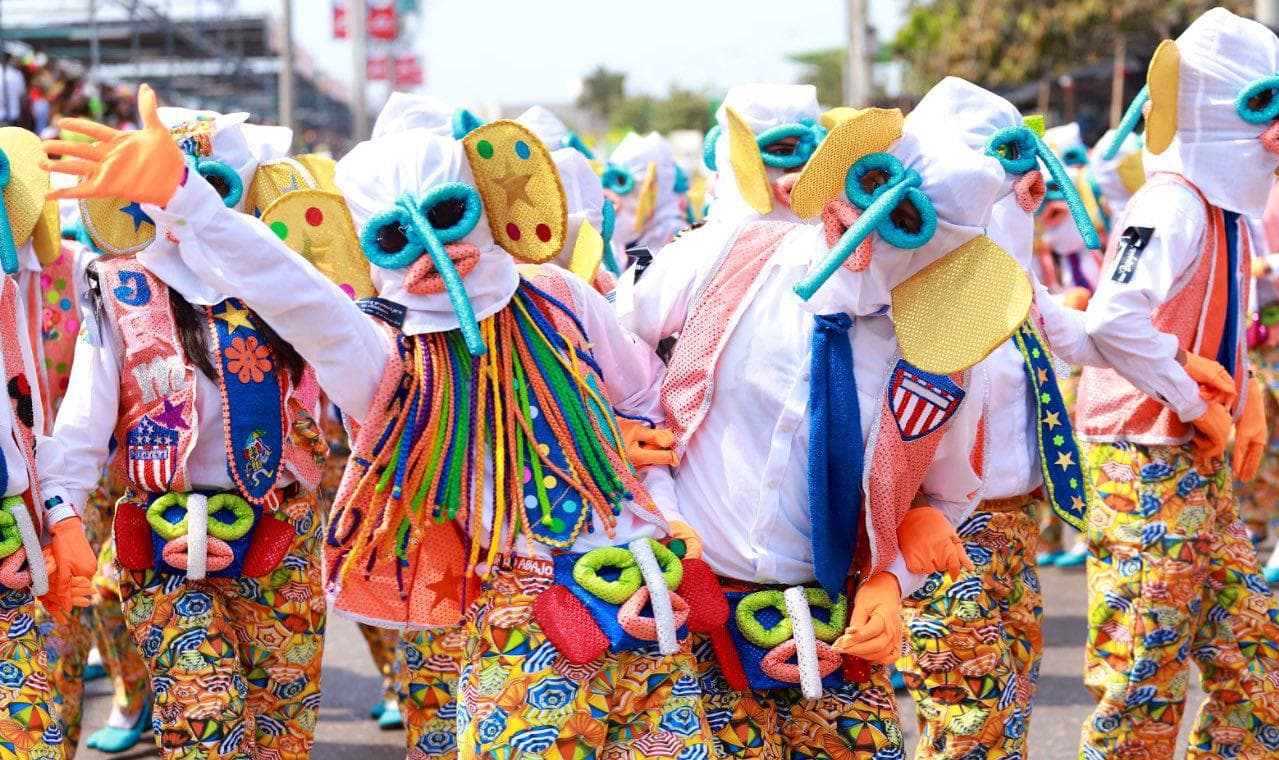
832,572,902,664
667,521,703,560
1061,286,1091,311
47,517,97,594
1180,351,1237,407
1191,401,1234,470
897,504,973,577
38,548,93,624
41,84,185,206
1234,376,1269,482
617,419,679,469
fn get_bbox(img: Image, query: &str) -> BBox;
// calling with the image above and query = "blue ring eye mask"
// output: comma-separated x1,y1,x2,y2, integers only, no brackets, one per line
985,125,1101,251
601,165,636,196
756,120,827,170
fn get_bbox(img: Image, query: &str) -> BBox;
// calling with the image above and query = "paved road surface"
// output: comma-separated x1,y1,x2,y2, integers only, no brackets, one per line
75,564,1210,758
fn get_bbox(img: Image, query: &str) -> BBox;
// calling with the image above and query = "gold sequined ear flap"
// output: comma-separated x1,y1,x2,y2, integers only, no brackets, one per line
294,154,338,192
1145,40,1181,156
633,161,658,232
260,189,375,300
725,106,772,215
790,108,904,220
32,201,61,266
244,157,317,217
463,120,567,264
890,235,1032,375
569,220,605,283
79,194,157,256
819,106,863,131
1118,151,1146,194
0,127,51,273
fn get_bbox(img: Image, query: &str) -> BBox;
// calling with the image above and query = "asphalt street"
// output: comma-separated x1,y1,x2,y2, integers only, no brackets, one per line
75,563,1210,758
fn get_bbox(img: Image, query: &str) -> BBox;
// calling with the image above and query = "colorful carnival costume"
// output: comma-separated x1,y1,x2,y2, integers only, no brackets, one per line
1036,124,1108,295
70,87,717,758
43,94,330,759
603,131,689,261
1076,9,1279,757
619,101,1034,758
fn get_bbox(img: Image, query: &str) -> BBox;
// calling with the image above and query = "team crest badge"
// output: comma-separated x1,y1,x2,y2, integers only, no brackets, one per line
126,416,179,493
888,359,964,442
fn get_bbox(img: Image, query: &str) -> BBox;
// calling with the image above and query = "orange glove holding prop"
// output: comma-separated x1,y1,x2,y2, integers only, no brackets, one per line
1061,286,1091,311
48,517,97,592
667,521,703,561
832,572,902,664
38,549,93,625
617,419,679,469
1234,376,1268,482
897,505,973,577
1191,401,1234,470
1181,352,1237,407
41,84,185,206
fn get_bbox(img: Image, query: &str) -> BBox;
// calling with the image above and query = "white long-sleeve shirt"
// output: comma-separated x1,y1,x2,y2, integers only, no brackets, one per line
133,176,681,557
618,221,986,596
1085,180,1221,424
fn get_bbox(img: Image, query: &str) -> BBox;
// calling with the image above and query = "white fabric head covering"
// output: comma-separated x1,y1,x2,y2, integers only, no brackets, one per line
550,148,615,272
1091,128,1143,220
1043,124,1085,158
1145,7,1279,217
706,83,821,226
518,106,573,151
335,127,518,336
607,131,686,254
371,92,459,139
803,113,1006,316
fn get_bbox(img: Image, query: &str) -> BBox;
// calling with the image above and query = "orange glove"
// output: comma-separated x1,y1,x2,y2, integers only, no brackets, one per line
1181,352,1237,407
667,521,703,560
1235,376,1269,482
618,419,679,469
896,505,973,577
38,549,93,625
832,572,902,664
47,517,97,592
1061,286,1091,311
1191,401,1234,470
41,84,184,206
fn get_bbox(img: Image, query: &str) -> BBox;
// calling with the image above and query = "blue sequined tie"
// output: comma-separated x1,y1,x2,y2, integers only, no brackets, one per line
807,313,863,599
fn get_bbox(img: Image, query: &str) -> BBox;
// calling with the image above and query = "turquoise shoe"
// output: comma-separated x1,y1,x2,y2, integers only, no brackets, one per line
1036,551,1065,566
1055,545,1090,568
889,668,906,692
1265,566,1279,585
378,701,404,730
369,699,386,720
83,663,107,682
85,702,151,754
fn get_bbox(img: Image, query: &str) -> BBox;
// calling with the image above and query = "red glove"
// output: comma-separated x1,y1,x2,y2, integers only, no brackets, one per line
42,84,185,206
897,505,973,577
832,572,902,665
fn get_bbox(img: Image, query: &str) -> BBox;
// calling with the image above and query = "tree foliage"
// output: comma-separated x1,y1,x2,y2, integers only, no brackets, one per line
577,68,714,135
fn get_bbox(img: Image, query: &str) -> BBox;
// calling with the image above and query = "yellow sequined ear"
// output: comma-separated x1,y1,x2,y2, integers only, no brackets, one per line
245,158,317,217
294,154,338,192
1118,150,1146,194
260,189,375,300
32,201,61,266
820,107,864,130
463,120,567,264
891,235,1032,375
725,105,772,216
790,108,904,220
568,220,604,283
79,195,156,255
1145,40,1181,156
633,161,658,232
0,127,50,250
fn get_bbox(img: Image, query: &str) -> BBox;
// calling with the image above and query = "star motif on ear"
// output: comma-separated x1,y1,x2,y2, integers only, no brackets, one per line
154,397,189,430
216,304,254,333
493,168,534,208
120,202,154,232
282,174,301,193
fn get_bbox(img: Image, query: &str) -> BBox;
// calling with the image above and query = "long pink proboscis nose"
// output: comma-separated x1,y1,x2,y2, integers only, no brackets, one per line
1262,122,1279,155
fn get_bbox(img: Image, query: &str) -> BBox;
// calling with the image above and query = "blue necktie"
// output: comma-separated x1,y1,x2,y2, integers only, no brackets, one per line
1219,210,1241,379
807,313,863,599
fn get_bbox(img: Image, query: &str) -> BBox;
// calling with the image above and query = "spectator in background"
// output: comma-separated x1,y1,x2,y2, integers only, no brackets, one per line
1,55,27,126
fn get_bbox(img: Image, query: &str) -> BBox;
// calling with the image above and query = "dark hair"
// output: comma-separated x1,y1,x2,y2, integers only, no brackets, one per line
88,256,306,385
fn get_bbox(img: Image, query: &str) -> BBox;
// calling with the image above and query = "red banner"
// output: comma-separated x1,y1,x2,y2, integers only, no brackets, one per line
366,54,390,81
368,3,399,41
394,54,423,86
333,1,347,39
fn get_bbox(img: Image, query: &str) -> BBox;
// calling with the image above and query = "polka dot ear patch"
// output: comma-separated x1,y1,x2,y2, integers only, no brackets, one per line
260,189,375,300
0,127,50,250
463,120,567,264
79,195,157,256
245,157,317,218
790,108,904,220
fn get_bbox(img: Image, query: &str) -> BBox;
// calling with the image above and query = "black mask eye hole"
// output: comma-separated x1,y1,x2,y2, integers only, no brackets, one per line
999,142,1021,161
205,173,232,198
1251,89,1275,114
890,201,923,235
375,222,410,254
762,136,801,157
426,198,468,231
859,168,891,195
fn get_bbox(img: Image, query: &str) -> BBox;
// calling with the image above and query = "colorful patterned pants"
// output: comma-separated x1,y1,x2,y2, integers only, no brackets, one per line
1081,442,1279,759
896,496,1044,759
1237,346,1279,534
357,623,402,705
35,608,90,756
120,491,327,760
400,627,463,760
0,589,65,759
91,539,152,719
457,559,716,759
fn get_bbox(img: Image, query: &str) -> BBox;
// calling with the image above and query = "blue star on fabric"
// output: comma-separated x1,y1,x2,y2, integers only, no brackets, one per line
119,202,154,232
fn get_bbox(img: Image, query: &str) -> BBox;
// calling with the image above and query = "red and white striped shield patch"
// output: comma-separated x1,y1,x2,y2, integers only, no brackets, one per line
126,415,179,493
889,360,965,442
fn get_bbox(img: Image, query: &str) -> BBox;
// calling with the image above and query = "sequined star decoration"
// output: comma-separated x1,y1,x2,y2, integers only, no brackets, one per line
154,396,190,430
493,168,534,208
120,202,154,232
215,303,254,333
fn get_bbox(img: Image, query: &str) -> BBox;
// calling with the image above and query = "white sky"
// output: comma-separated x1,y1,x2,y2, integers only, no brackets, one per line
274,0,905,107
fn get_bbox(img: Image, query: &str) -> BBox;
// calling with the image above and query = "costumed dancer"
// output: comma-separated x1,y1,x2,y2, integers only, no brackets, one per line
1037,124,1107,296
42,90,330,759
618,103,1030,757
1076,8,1279,756
57,86,717,758
603,131,689,266
1249,184,1279,584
